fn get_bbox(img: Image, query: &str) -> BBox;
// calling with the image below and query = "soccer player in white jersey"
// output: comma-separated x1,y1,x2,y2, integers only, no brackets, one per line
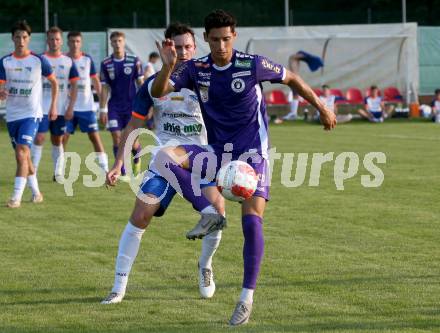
31,26,79,182
102,23,225,304
358,85,387,123
64,31,108,172
152,10,336,325
0,20,58,208
99,31,144,181
314,85,352,124
143,52,159,79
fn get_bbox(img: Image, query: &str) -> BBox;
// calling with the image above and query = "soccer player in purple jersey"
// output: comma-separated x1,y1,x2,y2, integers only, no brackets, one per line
99,31,144,180
151,10,336,325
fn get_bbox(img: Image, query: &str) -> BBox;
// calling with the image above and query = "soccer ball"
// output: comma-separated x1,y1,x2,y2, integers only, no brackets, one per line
216,161,258,202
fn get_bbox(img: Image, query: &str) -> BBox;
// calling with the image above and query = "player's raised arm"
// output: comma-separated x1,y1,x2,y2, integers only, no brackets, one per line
283,70,336,130
150,39,177,98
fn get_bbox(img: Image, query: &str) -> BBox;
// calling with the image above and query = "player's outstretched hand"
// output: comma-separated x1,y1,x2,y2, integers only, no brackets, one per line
155,39,177,69
320,107,337,131
106,166,121,187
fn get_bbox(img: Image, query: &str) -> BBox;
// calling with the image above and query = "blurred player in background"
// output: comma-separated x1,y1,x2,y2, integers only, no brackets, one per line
99,31,143,181
314,85,352,123
31,26,79,182
102,23,224,304
430,88,440,122
0,20,58,208
143,51,160,79
357,85,393,123
64,31,108,172
152,10,336,325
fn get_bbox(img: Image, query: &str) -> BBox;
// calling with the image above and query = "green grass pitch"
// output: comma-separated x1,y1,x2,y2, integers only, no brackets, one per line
0,120,439,332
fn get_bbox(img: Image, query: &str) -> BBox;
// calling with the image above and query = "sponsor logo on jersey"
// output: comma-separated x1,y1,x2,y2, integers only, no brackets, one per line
234,59,252,69
197,80,210,87
199,86,209,103
25,67,32,72
163,122,181,134
231,78,245,93
261,59,281,74
232,70,251,78
198,72,211,78
236,53,254,59
183,123,202,134
171,96,184,101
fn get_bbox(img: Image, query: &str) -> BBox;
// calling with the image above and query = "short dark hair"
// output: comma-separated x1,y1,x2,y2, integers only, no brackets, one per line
165,22,195,41
47,26,63,36
370,85,378,90
322,84,330,90
149,52,159,59
11,20,31,36
435,89,440,95
204,9,236,35
67,31,82,39
110,31,125,40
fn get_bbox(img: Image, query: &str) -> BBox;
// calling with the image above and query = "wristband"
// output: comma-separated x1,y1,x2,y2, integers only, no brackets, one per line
99,107,108,113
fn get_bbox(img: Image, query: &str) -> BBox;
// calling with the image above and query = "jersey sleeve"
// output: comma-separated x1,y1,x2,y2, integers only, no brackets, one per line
0,58,6,83
255,55,286,84
135,57,143,79
100,62,109,84
89,58,97,77
169,61,194,92
40,56,54,78
69,61,80,82
132,78,154,120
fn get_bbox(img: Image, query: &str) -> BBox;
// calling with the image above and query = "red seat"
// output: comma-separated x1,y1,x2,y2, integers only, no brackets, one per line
329,88,346,104
383,86,403,102
312,88,322,97
265,90,289,105
345,87,364,104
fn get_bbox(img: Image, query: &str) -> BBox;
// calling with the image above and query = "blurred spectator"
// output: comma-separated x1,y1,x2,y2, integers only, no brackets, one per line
143,52,160,79
314,85,352,124
430,89,440,123
357,85,393,123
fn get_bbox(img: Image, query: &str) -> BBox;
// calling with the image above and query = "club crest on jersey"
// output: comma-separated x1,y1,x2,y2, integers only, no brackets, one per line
124,67,132,75
231,78,245,93
199,86,209,103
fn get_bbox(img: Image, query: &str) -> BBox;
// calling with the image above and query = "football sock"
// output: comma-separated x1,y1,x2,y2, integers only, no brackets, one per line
201,205,220,215
11,176,27,201
132,145,141,164
31,144,43,173
96,152,109,173
242,215,264,290
199,230,222,269
154,150,212,212
27,174,40,196
239,288,254,304
112,221,145,294
284,99,299,119
51,144,64,177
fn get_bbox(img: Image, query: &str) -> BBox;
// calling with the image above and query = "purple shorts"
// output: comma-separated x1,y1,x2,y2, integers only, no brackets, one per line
181,144,270,201
107,111,131,132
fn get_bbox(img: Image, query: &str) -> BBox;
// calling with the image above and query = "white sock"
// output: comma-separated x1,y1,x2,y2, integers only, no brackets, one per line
201,205,219,215
112,221,146,294
284,99,299,119
97,152,109,172
199,230,222,269
11,176,27,201
31,144,43,173
52,144,64,177
239,288,254,304
27,174,41,196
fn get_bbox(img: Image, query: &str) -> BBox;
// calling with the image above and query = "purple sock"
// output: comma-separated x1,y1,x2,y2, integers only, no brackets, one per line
154,150,211,212
242,215,264,289
113,145,125,175
132,145,141,164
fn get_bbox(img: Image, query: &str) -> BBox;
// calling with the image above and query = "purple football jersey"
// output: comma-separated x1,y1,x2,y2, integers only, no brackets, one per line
169,50,285,158
100,54,143,114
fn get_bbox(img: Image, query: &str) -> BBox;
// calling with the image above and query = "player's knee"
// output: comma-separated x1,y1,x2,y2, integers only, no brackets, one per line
130,208,153,229
15,146,29,162
34,133,45,145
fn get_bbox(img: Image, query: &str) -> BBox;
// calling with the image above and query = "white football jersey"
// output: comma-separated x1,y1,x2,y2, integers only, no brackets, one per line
71,53,97,111
366,96,382,112
432,100,440,112
147,79,207,147
41,53,79,116
0,52,53,122
319,95,336,112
